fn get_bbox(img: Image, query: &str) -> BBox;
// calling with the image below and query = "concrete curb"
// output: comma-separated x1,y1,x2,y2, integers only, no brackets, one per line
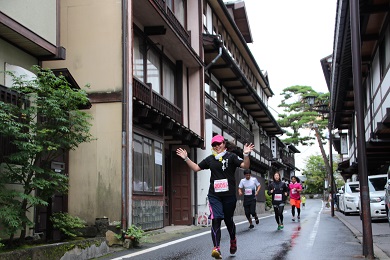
335,212,390,260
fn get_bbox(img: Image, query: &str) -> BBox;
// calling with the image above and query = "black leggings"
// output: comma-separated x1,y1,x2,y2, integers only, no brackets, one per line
292,205,301,217
211,217,236,247
273,204,284,225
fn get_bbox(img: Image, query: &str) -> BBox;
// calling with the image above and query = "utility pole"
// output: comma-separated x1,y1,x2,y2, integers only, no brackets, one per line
329,110,334,217
350,0,374,258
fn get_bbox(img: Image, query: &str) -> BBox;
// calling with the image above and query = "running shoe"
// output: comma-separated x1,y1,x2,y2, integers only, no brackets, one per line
230,238,237,254
292,217,295,221
249,224,254,229
211,247,222,259
280,224,284,229
277,225,282,230
255,217,259,225
297,216,301,220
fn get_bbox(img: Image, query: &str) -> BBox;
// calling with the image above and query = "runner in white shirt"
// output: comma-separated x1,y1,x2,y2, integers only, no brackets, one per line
238,169,261,229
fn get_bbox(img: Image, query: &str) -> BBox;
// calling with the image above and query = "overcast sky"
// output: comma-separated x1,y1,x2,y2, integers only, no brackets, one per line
244,0,338,171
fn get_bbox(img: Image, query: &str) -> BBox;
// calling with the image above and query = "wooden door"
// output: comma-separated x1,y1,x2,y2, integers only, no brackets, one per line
170,151,192,225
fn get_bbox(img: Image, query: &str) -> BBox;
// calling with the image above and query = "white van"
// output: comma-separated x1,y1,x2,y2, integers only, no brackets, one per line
359,174,387,220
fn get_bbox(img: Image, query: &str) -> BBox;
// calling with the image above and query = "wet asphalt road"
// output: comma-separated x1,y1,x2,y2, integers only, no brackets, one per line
101,199,374,260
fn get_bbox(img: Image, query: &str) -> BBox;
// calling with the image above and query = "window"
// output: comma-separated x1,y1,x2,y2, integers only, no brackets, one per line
223,95,235,117
368,176,387,191
147,48,161,94
379,24,390,78
133,133,164,194
237,110,249,128
133,32,178,105
167,0,186,26
162,60,175,104
208,83,218,101
133,35,144,80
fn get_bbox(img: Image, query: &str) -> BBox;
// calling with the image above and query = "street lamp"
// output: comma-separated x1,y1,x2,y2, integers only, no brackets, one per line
305,95,316,107
304,95,335,217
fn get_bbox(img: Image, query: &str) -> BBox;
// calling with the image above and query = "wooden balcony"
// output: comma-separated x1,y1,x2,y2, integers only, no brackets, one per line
281,153,295,167
205,93,253,144
260,144,272,161
133,78,182,123
133,77,203,147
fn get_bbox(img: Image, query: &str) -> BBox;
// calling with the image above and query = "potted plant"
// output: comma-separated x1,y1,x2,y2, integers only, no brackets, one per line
117,225,145,247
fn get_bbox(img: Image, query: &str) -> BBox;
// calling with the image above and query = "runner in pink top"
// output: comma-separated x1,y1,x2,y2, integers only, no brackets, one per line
289,176,303,221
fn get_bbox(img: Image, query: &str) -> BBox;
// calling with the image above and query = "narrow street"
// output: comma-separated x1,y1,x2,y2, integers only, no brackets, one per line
97,199,389,260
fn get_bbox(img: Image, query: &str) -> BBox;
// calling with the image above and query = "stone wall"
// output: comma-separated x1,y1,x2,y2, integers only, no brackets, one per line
0,238,109,260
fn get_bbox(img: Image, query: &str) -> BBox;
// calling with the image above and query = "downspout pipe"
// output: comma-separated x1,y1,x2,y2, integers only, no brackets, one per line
204,35,223,71
121,0,129,229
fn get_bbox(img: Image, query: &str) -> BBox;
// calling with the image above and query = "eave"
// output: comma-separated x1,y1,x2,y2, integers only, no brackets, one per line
0,11,65,60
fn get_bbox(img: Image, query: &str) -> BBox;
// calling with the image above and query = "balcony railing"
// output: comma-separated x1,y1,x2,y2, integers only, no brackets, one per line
281,153,295,166
205,93,253,144
152,0,190,45
260,144,272,160
133,78,182,123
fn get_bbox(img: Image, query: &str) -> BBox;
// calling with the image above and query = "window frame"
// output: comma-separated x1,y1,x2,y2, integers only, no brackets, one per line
133,27,178,105
133,132,164,195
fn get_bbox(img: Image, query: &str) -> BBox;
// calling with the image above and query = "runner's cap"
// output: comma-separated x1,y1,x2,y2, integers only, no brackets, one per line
211,135,224,144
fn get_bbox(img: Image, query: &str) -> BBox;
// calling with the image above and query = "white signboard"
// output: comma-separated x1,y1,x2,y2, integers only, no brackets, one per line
340,133,348,155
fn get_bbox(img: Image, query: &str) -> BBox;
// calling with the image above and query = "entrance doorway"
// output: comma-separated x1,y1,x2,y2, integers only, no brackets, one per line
170,151,192,225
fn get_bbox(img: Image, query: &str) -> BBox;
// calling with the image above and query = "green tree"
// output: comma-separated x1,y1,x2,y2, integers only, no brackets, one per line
302,155,342,196
302,155,328,194
278,85,329,145
277,85,333,190
0,66,93,243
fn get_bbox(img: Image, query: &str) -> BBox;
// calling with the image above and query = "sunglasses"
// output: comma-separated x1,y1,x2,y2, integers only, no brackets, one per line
212,142,223,147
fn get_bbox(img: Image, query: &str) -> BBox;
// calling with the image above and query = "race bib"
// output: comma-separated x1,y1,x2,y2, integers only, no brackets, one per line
274,194,282,201
245,188,252,195
292,189,297,194
214,179,229,192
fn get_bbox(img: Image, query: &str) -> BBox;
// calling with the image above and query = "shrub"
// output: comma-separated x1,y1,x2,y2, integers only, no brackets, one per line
265,191,272,209
50,212,86,238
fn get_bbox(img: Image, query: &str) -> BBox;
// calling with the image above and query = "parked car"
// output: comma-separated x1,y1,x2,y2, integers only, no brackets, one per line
385,169,390,225
359,174,387,220
338,181,360,215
